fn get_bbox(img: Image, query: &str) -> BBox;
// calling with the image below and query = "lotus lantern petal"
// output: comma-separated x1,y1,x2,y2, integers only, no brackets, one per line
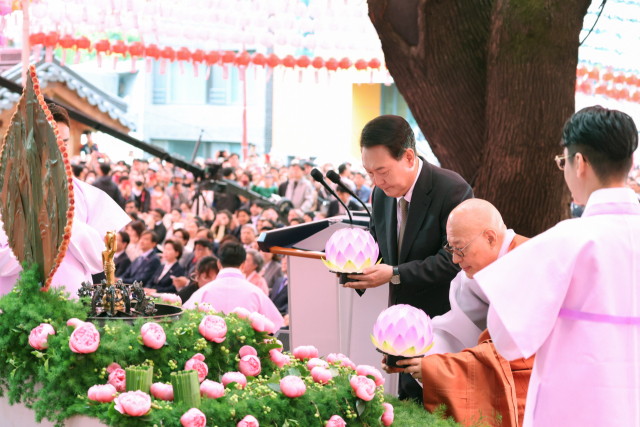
321,227,379,273
371,304,434,357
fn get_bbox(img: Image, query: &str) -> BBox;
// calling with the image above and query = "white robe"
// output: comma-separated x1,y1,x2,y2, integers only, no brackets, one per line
0,177,131,297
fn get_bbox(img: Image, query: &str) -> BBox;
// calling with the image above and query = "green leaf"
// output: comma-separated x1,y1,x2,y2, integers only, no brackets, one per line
267,383,282,393
287,367,301,377
357,399,366,416
11,328,21,333
366,374,376,382
44,358,49,373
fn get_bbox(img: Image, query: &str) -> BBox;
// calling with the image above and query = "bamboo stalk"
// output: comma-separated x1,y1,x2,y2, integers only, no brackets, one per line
170,370,201,408
125,365,153,394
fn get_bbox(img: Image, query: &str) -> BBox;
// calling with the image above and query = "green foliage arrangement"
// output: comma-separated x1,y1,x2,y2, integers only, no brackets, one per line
0,266,462,427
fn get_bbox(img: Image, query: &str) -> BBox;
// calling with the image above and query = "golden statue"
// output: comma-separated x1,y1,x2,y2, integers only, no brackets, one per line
102,231,117,286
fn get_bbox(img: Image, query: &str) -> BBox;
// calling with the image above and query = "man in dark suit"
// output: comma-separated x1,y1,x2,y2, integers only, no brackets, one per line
114,231,132,277
345,115,473,403
269,257,288,316
93,162,124,207
326,185,362,217
150,208,167,243
119,230,161,286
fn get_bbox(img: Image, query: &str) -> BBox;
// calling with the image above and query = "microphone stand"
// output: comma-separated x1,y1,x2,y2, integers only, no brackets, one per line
310,168,353,225
325,170,372,218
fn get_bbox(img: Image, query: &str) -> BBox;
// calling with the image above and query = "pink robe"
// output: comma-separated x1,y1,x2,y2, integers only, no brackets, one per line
475,188,640,427
0,178,131,297
184,268,284,331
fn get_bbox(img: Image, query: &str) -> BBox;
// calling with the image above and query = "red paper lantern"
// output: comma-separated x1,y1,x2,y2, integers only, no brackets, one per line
222,50,236,64
128,42,144,57
627,75,638,86
312,56,325,69
206,51,221,65
252,53,266,67
94,39,111,54
145,44,161,60
29,32,45,45
296,55,311,68
602,70,614,81
354,59,368,71
58,34,75,49
632,91,640,103
282,55,296,68
266,53,281,68
618,87,630,101
369,58,381,69
236,51,251,67
112,40,127,56
192,49,205,63
605,87,616,99
75,36,90,51
579,80,593,95
613,73,626,84
594,84,607,95
44,31,58,47
326,58,338,71
177,47,192,62
576,65,588,77
338,57,352,70
160,46,176,61
587,68,599,80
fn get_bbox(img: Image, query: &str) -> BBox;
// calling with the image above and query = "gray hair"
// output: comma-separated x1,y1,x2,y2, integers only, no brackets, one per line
246,249,264,273
242,224,257,234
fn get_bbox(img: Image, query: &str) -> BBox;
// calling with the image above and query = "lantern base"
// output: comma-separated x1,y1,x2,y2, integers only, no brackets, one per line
375,348,425,368
333,272,362,285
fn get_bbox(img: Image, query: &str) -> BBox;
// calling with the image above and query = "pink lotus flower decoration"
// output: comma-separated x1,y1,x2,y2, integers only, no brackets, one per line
371,304,434,357
322,227,379,273
88,384,117,403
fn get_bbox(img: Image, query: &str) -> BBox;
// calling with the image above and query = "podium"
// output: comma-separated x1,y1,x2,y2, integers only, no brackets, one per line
258,214,398,395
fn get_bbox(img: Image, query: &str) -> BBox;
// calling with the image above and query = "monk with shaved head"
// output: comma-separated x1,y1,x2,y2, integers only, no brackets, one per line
387,199,533,427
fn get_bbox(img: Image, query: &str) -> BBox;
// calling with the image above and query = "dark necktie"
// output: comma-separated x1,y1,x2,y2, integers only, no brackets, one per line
398,197,409,253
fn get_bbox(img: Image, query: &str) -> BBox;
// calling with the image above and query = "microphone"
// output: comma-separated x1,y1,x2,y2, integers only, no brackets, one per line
310,168,353,224
325,170,372,218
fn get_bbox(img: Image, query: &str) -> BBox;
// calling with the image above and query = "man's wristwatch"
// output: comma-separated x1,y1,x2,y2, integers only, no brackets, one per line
390,266,401,285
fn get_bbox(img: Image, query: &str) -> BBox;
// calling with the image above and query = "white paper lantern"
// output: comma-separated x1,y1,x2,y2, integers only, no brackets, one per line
229,30,243,44
293,1,307,17
267,15,282,32
302,33,316,50
196,27,210,40
319,35,333,50
275,31,289,46
281,13,296,31
308,1,324,18
112,0,125,12
224,13,237,26
138,18,154,33
144,0,158,16
242,30,257,45
66,4,83,23
217,0,230,10
131,0,146,14
297,16,314,33
49,7,63,23
238,14,251,28
289,33,303,48
214,29,229,43
105,14,119,30
252,13,268,28
260,32,275,47
31,3,48,19
120,12,136,31
314,16,328,32
273,0,288,15
335,37,347,50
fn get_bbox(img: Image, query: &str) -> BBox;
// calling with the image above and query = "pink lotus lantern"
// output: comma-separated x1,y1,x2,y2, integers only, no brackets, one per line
371,304,434,368
322,227,379,284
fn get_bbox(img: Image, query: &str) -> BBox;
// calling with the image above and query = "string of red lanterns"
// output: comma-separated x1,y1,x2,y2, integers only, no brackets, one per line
576,64,640,103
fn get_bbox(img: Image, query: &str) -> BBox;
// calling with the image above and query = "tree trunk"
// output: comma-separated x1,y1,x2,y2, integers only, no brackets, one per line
368,0,592,237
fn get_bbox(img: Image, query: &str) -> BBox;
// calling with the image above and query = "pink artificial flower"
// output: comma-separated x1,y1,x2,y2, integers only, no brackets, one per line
113,390,152,417
311,366,333,384
150,383,174,401
29,323,55,350
340,357,356,370
264,339,284,351
237,415,259,427
328,353,357,370
68,322,100,354
326,415,347,427
106,362,121,374
239,355,261,377
292,345,319,361
283,355,291,365
269,349,286,368
381,402,394,426
222,372,247,389
307,358,328,370
349,375,376,401
200,379,225,399
66,318,84,329
199,315,227,343
239,345,258,358
198,303,214,313
280,375,306,398
108,367,126,392
185,353,209,383
180,407,206,427
160,293,182,305
141,322,166,350
87,384,117,403
232,307,251,319
356,365,385,387
263,318,276,334
249,312,267,332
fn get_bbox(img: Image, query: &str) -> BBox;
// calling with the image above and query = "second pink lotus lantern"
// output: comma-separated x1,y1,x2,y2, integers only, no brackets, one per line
321,227,380,284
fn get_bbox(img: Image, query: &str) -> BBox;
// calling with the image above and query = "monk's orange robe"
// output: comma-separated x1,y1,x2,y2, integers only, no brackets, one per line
422,235,534,427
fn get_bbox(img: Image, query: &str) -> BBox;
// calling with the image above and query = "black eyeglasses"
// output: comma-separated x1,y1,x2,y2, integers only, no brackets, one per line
444,230,487,258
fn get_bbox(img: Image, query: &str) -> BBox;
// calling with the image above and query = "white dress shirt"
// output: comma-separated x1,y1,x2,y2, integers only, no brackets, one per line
157,261,175,281
395,158,423,238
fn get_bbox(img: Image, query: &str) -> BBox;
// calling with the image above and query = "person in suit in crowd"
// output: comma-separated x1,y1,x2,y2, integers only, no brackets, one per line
124,220,145,262
269,257,288,316
93,162,124,207
284,162,316,211
178,255,220,303
240,225,257,250
144,239,185,294
232,208,252,240
150,208,167,243
261,252,282,291
243,249,269,295
119,230,162,286
344,115,473,404
327,183,362,217
130,178,151,213
353,171,372,203
114,231,132,277
173,238,213,294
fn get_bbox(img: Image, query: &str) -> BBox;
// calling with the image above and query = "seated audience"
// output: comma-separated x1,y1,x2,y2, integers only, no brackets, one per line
287,208,304,225
174,238,213,291
114,231,132,277
184,242,284,330
269,257,288,316
172,229,192,260
119,230,161,286
240,224,257,250
261,252,282,291
124,199,139,219
145,239,185,294
289,218,304,226
243,249,269,295
250,200,265,225
232,208,252,239
150,208,167,243
211,209,233,242
150,183,171,212
178,255,220,303
303,211,314,223
124,220,146,261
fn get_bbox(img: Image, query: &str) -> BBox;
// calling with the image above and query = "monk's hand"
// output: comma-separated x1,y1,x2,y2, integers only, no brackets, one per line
381,355,404,374
172,276,189,290
344,264,393,289
397,358,423,381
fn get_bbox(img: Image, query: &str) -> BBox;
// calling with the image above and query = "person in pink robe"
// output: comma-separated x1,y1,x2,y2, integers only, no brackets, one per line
184,242,284,331
474,106,640,427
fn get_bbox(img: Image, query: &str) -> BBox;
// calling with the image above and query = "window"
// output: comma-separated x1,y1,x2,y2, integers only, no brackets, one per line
151,139,241,161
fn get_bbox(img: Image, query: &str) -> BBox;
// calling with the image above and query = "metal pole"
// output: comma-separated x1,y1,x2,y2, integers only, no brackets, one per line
190,129,204,164
242,68,248,161
21,0,29,87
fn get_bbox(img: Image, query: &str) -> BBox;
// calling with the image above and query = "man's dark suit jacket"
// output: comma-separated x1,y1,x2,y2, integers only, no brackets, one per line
369,158,473,318
262,261,283,291
120,250,161,286
269,276,288,315
278,181,288,197
326,199,362,218
153,222,167,243
93,175,124,207
147,262,186,294
114,252,131,278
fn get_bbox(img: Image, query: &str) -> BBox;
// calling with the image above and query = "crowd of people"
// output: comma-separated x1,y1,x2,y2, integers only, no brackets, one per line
68,148,375,327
